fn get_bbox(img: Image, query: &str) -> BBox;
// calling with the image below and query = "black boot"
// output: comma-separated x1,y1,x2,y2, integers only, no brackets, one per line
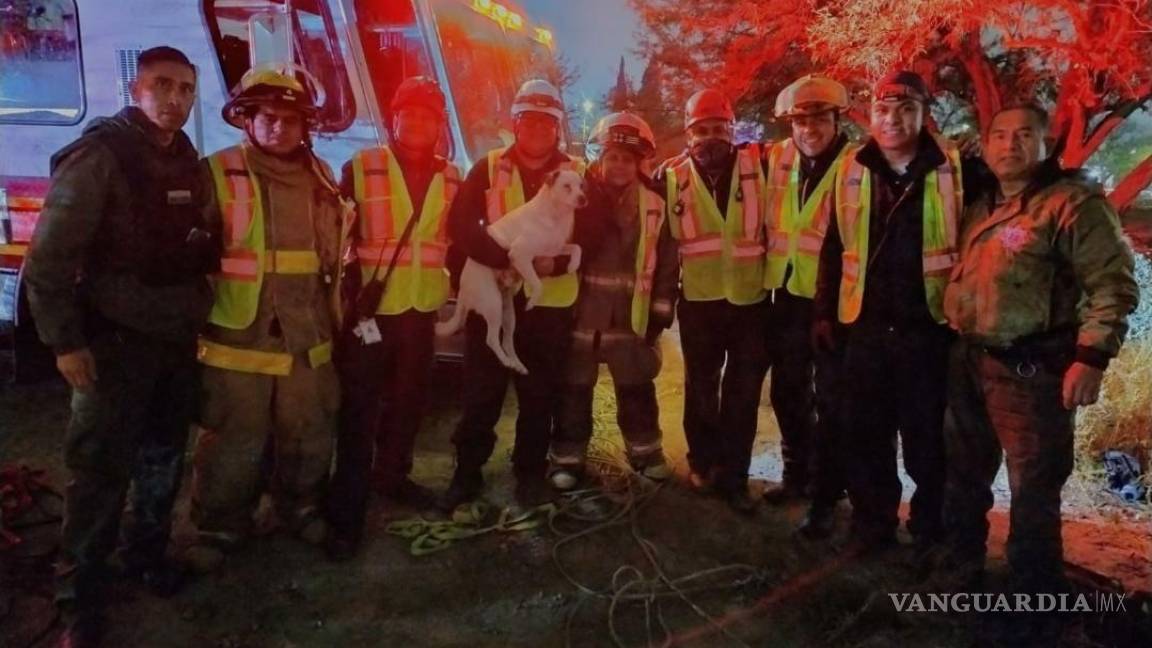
795,505,836,540
58,607,103,648
438,466,484,512
121,558,188,598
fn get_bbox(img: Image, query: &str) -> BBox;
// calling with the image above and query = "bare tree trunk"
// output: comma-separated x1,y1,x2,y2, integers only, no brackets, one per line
1109,153,1152,214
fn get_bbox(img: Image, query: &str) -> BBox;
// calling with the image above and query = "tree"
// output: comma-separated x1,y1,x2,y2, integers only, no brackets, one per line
608,57,634,111
632,0,1152,213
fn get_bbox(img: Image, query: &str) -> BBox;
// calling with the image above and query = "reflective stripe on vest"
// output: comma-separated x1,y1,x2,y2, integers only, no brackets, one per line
763,140,844,298
197,338,333,376
484,147,587,308
833,139,962,324
352,146,459,314
630,186,667,336
665,147,767,305
207,146,266,330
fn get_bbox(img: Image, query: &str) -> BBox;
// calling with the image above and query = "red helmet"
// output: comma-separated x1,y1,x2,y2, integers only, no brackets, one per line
390,76,446,116
684,89,735,130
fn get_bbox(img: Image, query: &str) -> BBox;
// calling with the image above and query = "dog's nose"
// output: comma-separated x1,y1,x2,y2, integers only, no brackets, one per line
577,195,589,208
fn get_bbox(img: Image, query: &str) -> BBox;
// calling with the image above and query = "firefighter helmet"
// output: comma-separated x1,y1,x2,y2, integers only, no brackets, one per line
390,76,446,116
589,112,656,159
511,79,565,122
684,89,735,130
775,75,849,118
222,66,321,128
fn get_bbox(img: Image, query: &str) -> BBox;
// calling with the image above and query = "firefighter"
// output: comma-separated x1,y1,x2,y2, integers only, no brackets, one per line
441,79,604,509
548,112,678,488
325,77,459,559
939,104,1138,593
657,89,768,514
813,71,977,553
186,67,349,573
23,47,215,647
761,75,852,538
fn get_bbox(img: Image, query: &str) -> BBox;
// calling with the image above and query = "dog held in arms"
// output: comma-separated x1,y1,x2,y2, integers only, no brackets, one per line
436,169,586,374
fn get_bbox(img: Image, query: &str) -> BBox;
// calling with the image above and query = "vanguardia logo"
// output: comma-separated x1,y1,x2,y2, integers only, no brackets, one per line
888,592,1128,613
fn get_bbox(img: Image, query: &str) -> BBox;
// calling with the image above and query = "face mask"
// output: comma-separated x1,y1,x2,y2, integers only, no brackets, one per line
690,139,734,174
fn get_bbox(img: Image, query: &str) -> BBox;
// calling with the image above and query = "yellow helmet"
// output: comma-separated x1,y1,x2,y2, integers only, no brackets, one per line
222,66,321,128
774,75,849,119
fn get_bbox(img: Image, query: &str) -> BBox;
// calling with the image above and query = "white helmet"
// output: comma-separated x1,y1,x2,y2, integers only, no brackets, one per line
774,75,849,119
589,112,656,159
511,79,565,122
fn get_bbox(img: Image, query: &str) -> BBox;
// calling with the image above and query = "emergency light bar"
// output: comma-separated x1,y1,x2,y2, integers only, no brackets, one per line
470,0,551,46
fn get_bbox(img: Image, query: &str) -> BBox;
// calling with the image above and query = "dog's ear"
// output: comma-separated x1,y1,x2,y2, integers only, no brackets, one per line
544,169,562,187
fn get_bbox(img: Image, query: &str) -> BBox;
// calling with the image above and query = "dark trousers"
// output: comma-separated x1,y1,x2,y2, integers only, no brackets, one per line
677,298,770,491
841,322,951,541
56,328,197,608
944,337,1075,590
451,297,573,479
764,290,817,488
328,311,435,540
810,345,849,511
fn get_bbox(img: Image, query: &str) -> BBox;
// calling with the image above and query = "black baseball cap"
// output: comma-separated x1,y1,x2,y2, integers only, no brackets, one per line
873,70,932,104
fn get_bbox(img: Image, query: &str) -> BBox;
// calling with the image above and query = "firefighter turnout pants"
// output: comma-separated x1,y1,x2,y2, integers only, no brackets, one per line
191,359,339,542
551,329,665,472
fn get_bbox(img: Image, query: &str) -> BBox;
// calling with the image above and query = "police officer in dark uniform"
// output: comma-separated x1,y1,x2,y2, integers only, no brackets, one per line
23,47,216,648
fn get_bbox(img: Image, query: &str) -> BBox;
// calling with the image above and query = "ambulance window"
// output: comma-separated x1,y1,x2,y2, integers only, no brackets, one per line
0,0,85,125
353,0,450,158
203,0,354,132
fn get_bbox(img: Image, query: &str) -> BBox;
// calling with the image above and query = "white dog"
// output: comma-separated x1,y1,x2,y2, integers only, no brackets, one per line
436,168,586,374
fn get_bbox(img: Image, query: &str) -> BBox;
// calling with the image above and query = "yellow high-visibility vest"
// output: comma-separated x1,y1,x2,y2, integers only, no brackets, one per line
351,146,460,314
629,185,668,335
665,145,766,305
833,138,963,324
763,139,846,298
484,147,586,308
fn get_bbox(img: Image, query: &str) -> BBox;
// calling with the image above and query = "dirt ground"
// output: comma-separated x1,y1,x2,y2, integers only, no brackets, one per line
2,333,1150,648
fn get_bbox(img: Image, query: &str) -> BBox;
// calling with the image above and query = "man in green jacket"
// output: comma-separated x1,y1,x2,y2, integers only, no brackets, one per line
939,104,1139,596
23,47,215,648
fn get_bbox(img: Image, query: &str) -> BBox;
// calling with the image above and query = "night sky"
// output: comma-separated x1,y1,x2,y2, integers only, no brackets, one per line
519,0,644,109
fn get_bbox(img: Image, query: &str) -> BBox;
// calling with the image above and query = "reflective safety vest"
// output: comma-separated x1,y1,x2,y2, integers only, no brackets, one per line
202,145,335,374
665,145,766,305
485,147,586,308
630,185,668,335
833,138,963,324
351,146,459,314
763,139,846,298
207,145,328,331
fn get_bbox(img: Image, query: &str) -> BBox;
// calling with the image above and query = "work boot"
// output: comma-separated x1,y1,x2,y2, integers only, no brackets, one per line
379,478,437,508
325,533,359,563
438,466,484,512
57,608,102,648
548,468,580,492
720,482,759,515
762,480,808,505
122,559,188,598
638,461,673,482
795,506,836,540
514,474,555,508
686,469,715,495
182,544,226,575
837,530,898,559
297,517,329,546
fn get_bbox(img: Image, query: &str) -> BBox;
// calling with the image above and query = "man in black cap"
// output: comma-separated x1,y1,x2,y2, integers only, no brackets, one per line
24,46,216,647
814,70,982,555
